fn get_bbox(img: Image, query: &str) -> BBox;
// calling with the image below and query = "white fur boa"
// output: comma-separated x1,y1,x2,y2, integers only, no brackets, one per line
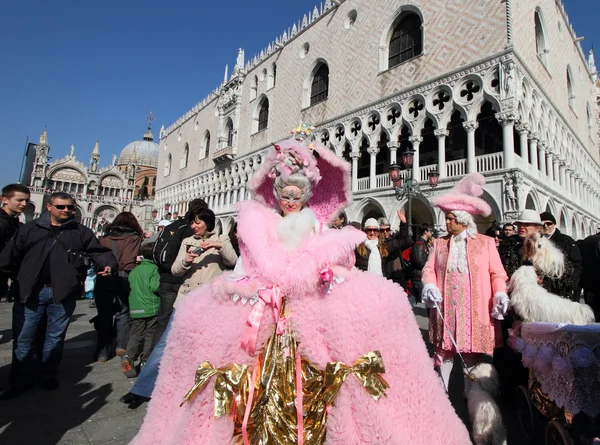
276,207,320,250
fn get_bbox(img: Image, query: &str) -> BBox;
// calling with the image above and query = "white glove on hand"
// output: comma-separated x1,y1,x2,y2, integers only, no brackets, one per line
491,292,510,320
422,284,443,309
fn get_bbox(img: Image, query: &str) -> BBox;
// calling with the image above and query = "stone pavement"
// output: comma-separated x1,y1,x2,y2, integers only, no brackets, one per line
0,299,525,445
0,300,146,445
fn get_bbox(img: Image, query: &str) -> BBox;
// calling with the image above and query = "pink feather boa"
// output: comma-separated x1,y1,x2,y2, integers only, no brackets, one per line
131,201,470,445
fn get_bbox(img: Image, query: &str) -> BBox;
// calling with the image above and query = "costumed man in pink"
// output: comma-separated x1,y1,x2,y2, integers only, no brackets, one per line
422,173,509,391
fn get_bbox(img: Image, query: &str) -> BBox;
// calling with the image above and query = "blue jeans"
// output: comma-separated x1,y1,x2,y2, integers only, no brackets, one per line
130,315,172,398
11,287,76,387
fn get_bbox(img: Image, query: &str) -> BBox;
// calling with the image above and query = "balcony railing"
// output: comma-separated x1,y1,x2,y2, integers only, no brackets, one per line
476,152,503,173
445,159,467,178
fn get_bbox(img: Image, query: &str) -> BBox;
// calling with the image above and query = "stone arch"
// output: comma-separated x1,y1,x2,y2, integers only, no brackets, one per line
215,219,223,236
558,208,568,233
350,197,386,224
477,190,501,232
378,4,425,72
524,188,539,211
302,58,330,108
392,194,435,230
24,201,36,222
252,94,270,133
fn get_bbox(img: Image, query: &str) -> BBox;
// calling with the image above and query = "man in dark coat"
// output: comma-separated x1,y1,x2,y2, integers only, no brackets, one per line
409,223,433,304
0,183,30,302
539,212,582,301
578,230,600,320
0,192,117,399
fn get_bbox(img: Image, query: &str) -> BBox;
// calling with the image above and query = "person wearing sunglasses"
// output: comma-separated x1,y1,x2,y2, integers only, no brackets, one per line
539,211,582,301
0,191,117,399
354,219,388,276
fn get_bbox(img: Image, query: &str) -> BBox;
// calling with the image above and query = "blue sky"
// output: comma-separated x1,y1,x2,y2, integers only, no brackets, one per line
0,0,598,185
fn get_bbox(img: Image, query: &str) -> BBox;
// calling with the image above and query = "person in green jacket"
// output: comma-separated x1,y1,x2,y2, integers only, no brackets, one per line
121,243,160,378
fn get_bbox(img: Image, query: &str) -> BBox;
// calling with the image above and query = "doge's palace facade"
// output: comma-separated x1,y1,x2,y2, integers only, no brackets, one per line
155,0,600,238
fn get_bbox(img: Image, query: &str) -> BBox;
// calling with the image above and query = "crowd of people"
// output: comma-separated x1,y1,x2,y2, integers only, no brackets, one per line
0,137,598,443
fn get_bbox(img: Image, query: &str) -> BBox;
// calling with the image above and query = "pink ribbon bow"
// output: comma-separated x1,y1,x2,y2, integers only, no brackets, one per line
241,286,284,355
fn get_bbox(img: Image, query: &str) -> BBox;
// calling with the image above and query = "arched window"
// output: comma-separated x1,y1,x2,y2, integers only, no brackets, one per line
165,154,172,177
535,10,548,66
268,63,277,89
310,63,329,106
258,98,269,131
226,120,234,147
567,67,574,108
389,13,422,68
251,76,258,100
180,144,189,169
203,131,211,158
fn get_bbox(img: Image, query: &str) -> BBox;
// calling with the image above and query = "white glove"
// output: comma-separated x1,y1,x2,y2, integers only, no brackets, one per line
491,292,510,320
422,284,443,309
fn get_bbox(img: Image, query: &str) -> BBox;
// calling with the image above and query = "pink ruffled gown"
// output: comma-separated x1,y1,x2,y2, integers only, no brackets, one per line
131,199,470,445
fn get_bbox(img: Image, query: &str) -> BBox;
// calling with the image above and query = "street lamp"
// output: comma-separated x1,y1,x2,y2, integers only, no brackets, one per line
388,148,439,236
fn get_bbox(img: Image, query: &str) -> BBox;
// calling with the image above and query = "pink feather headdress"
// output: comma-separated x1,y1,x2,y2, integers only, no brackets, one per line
429,173,492,216
248,140,352,224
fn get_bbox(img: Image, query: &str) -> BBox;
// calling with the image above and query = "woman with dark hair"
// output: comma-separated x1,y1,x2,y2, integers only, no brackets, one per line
171,207,237,297
94,212,144,362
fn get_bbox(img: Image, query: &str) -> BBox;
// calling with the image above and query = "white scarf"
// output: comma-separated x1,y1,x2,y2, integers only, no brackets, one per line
447,230,469,273
365,239,383,276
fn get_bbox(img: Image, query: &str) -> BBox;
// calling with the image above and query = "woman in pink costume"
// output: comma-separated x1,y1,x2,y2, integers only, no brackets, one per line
131,139,470,444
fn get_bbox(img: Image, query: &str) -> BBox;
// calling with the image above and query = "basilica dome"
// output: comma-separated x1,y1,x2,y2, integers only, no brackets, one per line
118,127,159,168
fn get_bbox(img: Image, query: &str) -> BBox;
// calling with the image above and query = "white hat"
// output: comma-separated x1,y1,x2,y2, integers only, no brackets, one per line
513,209,543,225
158,220,171,227
363,218,380,230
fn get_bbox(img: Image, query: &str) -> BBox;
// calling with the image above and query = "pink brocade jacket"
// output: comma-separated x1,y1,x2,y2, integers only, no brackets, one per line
422,233,508,354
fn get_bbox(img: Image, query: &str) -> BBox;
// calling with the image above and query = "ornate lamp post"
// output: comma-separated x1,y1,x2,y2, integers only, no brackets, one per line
388,147,440,236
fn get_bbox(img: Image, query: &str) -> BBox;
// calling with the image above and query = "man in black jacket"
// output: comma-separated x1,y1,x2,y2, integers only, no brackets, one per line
410,223,433,304
539,212,582,301
0,183,30,302
578,231,600,320
0,192,117,399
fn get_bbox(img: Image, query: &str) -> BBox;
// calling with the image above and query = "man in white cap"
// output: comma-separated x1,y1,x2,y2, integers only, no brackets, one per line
422,173,509,391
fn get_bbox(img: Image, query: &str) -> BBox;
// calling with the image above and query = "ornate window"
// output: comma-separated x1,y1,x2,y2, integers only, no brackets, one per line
251,75,258,100
258,98,269,131
310,63,329,106
226,119,234,147
535,10,549,66
165,154,172,177
180,144,189,169
203,131,211,159
388,13,422,68
567,67,575,109
268,63,277,89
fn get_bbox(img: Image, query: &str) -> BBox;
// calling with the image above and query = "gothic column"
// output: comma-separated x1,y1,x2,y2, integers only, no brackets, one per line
496,112,516,170
559,161,567,188
528,133,539,173
462,121,478,173
546,151,554,181
538,142,547,176
553,156,560,184
515,123,530,164
350,151,360,192
368,146,379,190
409,136,422,181
435,129,448,179
388,143,398,165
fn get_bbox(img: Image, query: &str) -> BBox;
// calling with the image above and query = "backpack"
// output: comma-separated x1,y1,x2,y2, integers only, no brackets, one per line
152,221,190,273
400,241,425,279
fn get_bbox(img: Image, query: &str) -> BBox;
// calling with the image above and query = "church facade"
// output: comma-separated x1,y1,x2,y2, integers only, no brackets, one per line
26,124,159,233
155,0,600,238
